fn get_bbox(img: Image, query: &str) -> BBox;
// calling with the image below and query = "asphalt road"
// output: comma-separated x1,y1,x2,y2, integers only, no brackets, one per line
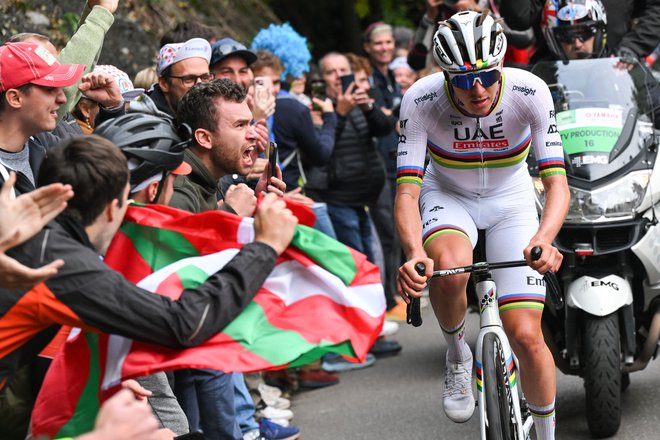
292,306,660,439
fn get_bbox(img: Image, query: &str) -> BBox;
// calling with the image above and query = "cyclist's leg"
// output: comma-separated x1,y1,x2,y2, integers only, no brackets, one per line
486,196,556,440
420,188,477,422
420,188,477,342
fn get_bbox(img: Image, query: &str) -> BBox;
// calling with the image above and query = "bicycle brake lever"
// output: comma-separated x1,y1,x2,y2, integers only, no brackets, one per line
407,263,424,327
544,270,564,311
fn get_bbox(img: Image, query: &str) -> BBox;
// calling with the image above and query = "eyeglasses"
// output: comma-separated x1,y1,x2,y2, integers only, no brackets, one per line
554,25,598,44
447,68,501,90
168,73,215,87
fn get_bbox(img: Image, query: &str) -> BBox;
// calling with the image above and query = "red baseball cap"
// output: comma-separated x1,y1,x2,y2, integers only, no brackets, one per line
0,42,85,92
171,160,192,176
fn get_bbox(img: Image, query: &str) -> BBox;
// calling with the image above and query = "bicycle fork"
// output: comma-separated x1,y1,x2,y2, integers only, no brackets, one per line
474,278,529,440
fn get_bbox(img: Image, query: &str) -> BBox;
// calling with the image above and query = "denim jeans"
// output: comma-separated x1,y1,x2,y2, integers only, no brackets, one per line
312,202,337,239
232,372,259,435
326,204,375,262
173,369,241,440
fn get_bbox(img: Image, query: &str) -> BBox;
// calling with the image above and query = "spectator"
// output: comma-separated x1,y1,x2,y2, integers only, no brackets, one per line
133,66,158,91
389,56,418,95
130,38,213,119
0,42,122,194
0,135,297,437
60,65,144,137
0,172,72,289
174,79,295,440
8,0,118,119
210,38,257,91
94,113,194,436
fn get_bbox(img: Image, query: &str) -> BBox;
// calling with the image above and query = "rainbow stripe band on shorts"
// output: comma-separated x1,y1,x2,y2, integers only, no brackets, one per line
422,225,469,247
498,293,545,313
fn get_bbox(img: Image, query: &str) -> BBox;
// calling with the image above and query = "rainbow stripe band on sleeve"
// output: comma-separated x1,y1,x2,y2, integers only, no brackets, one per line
396,166,425,186
423,225,469,247
537,157,566,178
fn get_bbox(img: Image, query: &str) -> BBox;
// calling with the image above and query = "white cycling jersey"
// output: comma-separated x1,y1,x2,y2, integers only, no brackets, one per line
397,68,566,310
396,67,565,194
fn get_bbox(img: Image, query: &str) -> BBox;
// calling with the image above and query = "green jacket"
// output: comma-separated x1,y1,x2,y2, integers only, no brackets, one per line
57,4,115,119
170,149,220,213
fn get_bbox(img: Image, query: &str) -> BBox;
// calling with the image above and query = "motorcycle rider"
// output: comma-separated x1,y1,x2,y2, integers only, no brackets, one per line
395,9,569,440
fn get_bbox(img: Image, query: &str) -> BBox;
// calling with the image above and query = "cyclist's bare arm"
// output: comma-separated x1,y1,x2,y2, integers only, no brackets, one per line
524,173,570,273
395,182,433,301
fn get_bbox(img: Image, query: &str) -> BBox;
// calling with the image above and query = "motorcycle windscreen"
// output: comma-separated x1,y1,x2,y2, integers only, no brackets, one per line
531,58,655,182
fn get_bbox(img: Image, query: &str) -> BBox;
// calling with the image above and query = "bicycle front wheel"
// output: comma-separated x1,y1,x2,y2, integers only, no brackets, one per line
483,332,516,440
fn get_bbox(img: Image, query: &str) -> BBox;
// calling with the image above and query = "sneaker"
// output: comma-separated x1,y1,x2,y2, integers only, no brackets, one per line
385,300,408,322
244,429,264,440
258,383,283,400
297,369,339,389
263,395,291,410
443,353,475,423
321,353,376,372
267,417,290,427
259,418,301,440
379,320,400,337
256,405,294,422
369,336,402,358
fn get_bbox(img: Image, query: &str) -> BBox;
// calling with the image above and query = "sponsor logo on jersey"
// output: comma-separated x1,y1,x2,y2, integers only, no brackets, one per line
454,140,510,150
414,91,438,105
429,205,444,212
397,150,408,156
547,124,558,134
399,119,408,129
398,134,407,144
454,123,505,141
545,141,562,147
549,110,555,119
512,85,536,96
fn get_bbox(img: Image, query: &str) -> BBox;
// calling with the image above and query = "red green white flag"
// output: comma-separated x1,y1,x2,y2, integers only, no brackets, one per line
30,203,385,438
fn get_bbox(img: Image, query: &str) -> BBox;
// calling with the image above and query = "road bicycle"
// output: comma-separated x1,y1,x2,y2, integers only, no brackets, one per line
407,247,561,440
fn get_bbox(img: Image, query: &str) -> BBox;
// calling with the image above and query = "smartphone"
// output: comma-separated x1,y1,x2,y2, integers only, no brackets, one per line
266,142,278,182
253,76,273,107
340,74,355,94
310,81,326,111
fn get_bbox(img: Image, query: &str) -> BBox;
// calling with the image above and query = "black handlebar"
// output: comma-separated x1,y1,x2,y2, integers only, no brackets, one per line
406,246,563,327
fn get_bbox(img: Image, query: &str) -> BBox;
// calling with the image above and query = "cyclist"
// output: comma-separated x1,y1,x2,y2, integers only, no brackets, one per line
395,10,569,440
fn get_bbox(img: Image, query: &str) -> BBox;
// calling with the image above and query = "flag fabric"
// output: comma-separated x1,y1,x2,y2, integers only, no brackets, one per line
30,203,385,438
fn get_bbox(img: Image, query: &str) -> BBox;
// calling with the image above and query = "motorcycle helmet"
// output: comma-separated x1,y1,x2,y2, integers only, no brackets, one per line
541,0,607,61
432,9,507,73
94,113,193,191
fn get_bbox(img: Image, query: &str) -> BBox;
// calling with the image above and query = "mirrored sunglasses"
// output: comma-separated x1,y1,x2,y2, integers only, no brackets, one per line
448,68,501,90
555,25,598,44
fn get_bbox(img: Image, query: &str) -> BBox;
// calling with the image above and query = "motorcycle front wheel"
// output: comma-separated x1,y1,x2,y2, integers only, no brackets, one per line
582,313,622,438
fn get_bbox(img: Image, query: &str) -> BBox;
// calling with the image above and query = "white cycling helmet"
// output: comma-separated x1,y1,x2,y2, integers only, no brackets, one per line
432,10,507,73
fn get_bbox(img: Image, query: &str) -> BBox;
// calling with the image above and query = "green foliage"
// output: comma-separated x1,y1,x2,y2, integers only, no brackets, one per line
355,0,370,18
56,12,80,38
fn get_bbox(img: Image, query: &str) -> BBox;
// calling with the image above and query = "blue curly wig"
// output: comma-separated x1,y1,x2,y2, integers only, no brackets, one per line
251,23,312,82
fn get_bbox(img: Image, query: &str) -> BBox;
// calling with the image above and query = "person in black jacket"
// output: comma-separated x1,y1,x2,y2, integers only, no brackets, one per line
0,135,297,426
500,0,660,64
310,52,392,262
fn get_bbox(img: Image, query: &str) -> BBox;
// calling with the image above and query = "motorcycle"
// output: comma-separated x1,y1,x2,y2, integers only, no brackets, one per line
529,58,660,438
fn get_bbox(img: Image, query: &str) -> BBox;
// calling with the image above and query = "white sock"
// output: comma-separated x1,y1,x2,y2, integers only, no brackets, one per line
441,319,471,362
529,400,556,440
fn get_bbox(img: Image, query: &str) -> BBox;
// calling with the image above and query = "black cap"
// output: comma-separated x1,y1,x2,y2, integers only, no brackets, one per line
210,38,257,67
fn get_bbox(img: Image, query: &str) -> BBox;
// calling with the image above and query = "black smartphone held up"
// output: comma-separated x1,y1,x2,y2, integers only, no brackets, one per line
340,73,355,94
267,141,278,183
310,80,326,111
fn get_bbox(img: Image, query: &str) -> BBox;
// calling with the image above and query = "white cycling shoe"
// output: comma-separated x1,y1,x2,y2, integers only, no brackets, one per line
443,353,475,423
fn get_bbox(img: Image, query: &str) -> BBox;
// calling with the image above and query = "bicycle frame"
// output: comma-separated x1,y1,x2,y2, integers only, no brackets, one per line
473,275,533,440
424,256,543,440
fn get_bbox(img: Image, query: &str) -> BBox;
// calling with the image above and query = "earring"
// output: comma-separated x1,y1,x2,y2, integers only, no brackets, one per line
85,118,92,130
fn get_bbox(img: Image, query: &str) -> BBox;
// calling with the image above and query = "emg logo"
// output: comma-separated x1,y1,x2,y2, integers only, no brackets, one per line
591,280,619,291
